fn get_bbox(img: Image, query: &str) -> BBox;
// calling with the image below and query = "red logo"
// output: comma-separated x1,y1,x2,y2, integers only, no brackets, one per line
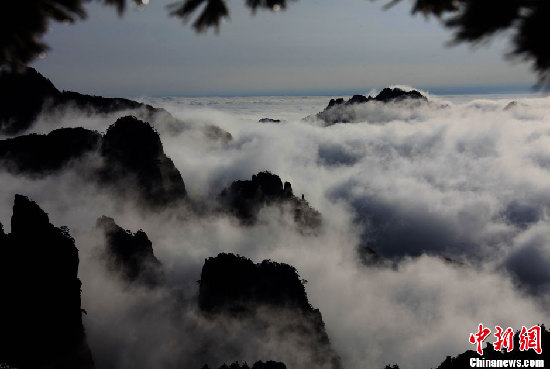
469,323,491,355
519,325,542,354
469,324,543,355
494,326,514,352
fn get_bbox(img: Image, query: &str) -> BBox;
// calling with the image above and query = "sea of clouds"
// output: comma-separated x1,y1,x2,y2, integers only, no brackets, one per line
1,89,550,369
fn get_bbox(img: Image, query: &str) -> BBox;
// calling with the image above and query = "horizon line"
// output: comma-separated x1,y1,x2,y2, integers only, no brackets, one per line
133,82,540,99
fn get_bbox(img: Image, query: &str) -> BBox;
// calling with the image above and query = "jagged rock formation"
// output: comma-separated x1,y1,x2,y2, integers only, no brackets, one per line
198,253,341,369
201,361,287,369
258,118,281,123
218,171,322,229
0,116,187,208
0,127,101,175
99,116,187,208
0,67,232,143
309,87,428,125
96,216,165,286
433,327,548,369
0,195,94,369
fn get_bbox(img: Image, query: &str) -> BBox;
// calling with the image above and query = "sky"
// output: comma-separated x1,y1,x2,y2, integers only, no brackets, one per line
31,0,537,97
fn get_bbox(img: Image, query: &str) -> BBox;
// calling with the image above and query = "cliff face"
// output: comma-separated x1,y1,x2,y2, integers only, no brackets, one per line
0,195,94,369
198,253,342,369
218,171,322,230
96,216,165,287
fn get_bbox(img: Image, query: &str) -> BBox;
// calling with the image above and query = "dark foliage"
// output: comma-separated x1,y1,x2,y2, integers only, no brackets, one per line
96,216,165,286
0,1,87,67
99,116,188,208
201,361,287,369
0,0,293,66
0,127,101,175
168,0,292,32
313,87,428,125
0,195,94,369
198,253,342,369
218,171,322,229
1,1,549,84
388,0,550,86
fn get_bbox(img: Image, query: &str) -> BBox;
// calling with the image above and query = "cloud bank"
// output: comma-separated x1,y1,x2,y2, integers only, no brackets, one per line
1,90,550,369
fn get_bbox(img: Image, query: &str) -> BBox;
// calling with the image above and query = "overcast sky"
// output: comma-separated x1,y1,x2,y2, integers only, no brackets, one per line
32,0,536,97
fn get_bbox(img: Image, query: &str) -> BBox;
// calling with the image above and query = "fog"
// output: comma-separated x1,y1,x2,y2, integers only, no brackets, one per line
1,90,549,369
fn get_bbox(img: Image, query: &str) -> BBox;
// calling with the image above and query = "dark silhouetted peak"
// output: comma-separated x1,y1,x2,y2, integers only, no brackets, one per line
11,194,50,236
0,66,59,97
198,253,342,369
102,116,163,167
199,253,311,313
258,118,281,123
310,87,428,125
383,365,400,369
0,118,187,208
0,67,232,143
0,195,94,369
218,171,321,229
56,90,157,115
100,116,187,208
327,98,345,108
0,67,60,134
348,94,370,105
504,101,525,110
203,361,287,369
374,87,426,103
96,216,165,287
0,127,101,175
204,124,233,144
358,245,384,266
